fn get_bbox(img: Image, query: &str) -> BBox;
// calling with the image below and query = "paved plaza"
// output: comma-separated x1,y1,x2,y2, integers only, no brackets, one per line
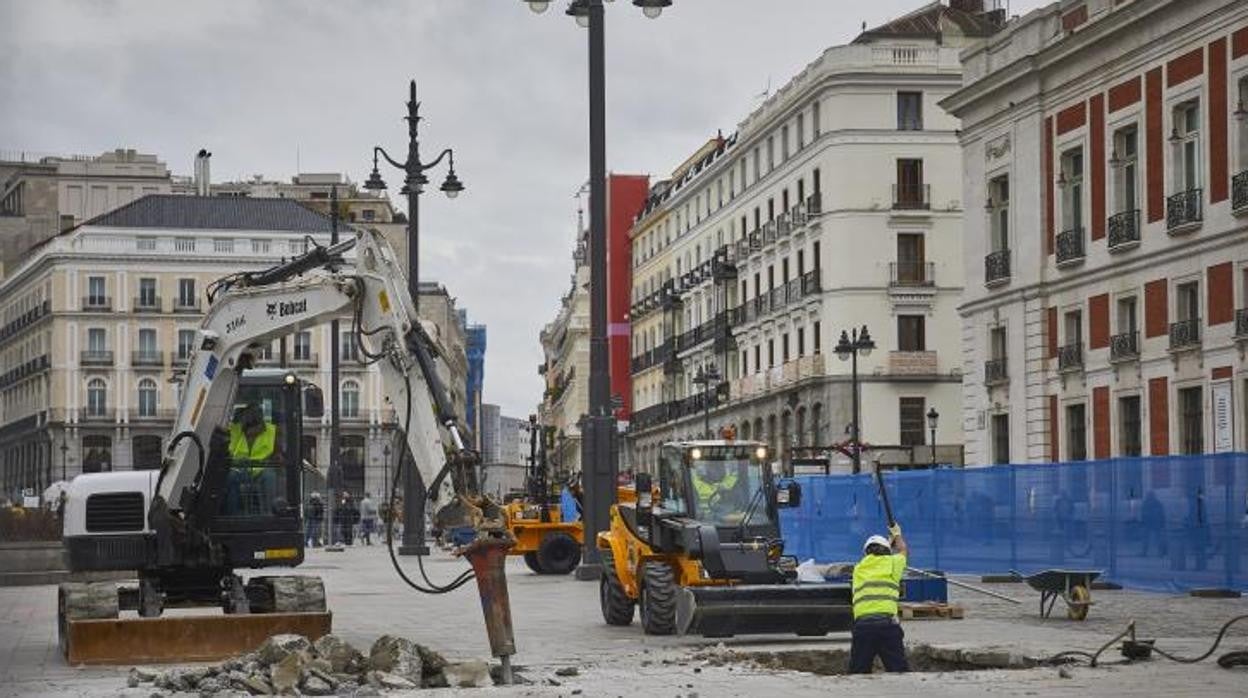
1,544,1245,696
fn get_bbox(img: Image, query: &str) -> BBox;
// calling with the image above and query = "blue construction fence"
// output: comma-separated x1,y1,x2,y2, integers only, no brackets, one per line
778,453,1248,593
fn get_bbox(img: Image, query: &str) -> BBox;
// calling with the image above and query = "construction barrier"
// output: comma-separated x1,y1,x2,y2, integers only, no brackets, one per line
779,453,1248,592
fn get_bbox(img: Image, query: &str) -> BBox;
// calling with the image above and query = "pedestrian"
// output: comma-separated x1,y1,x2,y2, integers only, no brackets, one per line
305,492,324,547
336,493,357,546
849,524,909,674
359,492,378,546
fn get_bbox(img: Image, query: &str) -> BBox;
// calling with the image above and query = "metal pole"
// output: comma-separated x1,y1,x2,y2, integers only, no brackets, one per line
576,0,614,581
400,79,431,557
703,382,711,439
851,345,861,474
326,186,342,550
930,425,937,467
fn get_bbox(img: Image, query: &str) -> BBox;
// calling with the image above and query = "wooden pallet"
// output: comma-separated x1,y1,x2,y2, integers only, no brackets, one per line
899,602,964,620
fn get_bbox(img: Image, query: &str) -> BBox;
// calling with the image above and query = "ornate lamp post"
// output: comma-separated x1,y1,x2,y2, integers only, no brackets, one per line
834,325,875,474
926,407,939,468
521,0,673,580
60,438,68,482
692,365,720,439
364,80,464,557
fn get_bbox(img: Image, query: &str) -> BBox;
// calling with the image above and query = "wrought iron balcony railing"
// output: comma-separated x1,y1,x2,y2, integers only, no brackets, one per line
82,296,112,311
1107,209,1140,251
1057,343,1083,372
133,295,163,312
890,261,934,287
1232,170,1248,214
131,350,164,367
1056,227,1085,266
80,350,114,366
984,357,1008,385
892,183,930,210
984,249,1010,286
1236,308,1248,339
1169,318,1201,351
1109,331,1139,361
1166,188,1202,232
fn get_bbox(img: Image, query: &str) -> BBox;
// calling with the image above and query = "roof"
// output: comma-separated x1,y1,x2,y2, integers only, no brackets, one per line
853,1,1002,44
81,194,339,233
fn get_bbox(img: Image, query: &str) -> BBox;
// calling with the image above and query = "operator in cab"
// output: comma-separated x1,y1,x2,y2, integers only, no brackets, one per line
224,402,279,516
690,460,740,519
849,523,909,673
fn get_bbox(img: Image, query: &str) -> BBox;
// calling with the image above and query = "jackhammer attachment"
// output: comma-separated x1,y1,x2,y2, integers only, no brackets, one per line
459,533,517,684
675,583,853,638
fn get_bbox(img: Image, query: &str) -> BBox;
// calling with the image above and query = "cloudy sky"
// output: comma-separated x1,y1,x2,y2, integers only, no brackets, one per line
2,0,1048,417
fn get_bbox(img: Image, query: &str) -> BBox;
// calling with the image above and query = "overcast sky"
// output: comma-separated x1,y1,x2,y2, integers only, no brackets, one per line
2,0,1048,418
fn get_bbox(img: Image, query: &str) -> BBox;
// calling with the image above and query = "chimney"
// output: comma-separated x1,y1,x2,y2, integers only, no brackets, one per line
194,149,212,196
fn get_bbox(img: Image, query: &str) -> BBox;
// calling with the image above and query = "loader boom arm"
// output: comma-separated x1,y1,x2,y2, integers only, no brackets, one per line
156,229,465,523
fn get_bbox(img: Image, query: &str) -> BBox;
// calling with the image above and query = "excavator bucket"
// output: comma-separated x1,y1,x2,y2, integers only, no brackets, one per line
61,612,332,665
675,584,853,638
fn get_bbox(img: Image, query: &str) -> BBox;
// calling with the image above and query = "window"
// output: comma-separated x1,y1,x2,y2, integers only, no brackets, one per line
82,435,112,473
342,380,360,418
990,326,1007,361
740,350,749,377
362,209,376,221
753,345,761,373
813,321,821,354
1179,386,1203,455
1118,296,1138,335
177,278,196,308
294,332,312,361
767,339,775,367
988,175,1009,252
812,240,821,270
1067,403,1087,461
133,435,162,470
897,91,923,130
1119,396,1142,456
177,329,196,360
992,413,1010,464
899,397,926,447
812,100,821,138
1173,100,1201,192
87,328,106,353
1060,147,1084,230
1239,77,1248,169
138,278,157,307
87,378,107,416
138,328,156,356
753,148,760,184
897,315,926,352
87,276,106,306
797,326,805,356
1113,125,1139,213
895,159,925,208
341,330,359,362
1176,280,1200,322
782,333,790,362
797,113,806,149
896,234,925,284
781,126,790,161
137,378,158,417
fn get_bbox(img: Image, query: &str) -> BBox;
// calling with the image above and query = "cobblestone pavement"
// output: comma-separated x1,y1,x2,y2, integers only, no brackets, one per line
1,544,1245,696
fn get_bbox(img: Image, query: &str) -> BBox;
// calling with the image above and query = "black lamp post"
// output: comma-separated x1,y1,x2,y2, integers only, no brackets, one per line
926,407,939,467
364,80,464,557
692,365,720,439
59,438,68,482
522,0,672,581
383,443,392,499
834,325,875,474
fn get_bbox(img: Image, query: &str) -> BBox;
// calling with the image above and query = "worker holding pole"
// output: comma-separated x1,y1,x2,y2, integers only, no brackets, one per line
849,524,910,673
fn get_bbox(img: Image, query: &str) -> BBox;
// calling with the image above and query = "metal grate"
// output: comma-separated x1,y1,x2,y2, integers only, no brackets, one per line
85,492,146,533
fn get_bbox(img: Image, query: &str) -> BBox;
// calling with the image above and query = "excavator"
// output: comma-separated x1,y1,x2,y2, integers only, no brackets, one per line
57,229,515,670
597,437,854,638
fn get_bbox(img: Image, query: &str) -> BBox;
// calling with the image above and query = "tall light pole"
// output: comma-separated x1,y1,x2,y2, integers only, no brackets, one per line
364,80,465,557
834,325,875,474
59,438,68,482
521,0,673,580
926,407,939,468
693,365,720,439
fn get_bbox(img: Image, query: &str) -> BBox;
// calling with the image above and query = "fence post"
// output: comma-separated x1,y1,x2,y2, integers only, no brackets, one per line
932,468,941,571
1107,458,1117,581
1009,463,1017,573
1225,455,1234,591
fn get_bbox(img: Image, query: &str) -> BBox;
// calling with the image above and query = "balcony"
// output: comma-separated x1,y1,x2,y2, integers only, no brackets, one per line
984,249,1010,286
1057,343,1083,373
0,299,51,344
1107,209,1140,251
889,261,934,287
173,299,202,313
806,191,822,216
1236,309,1248,339
132,408,177,422
984,357,1008,385
172,352,192,365
1234,171,1248,215
1109,331,1139,362
290,352,319,365
1055,227,1085,266
81,408,116,422
82,296,112,312
888,351,937,376
0,354,50,389
80,350,115,366
131,350,164,367
630,341,672,374
892,183,930,211
1168,318,1201,351
1166,188,1202,233
133,296,163,313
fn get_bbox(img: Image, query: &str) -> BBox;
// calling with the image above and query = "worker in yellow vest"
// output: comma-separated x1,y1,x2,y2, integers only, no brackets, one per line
849,523,909,673
224,403,278,515
690,461,739,520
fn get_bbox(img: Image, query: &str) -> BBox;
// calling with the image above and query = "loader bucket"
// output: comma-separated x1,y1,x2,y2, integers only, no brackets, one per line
675,584,853,638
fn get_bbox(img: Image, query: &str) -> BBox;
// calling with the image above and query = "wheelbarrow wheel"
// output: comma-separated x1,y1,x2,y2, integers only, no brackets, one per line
1067,584,1090,621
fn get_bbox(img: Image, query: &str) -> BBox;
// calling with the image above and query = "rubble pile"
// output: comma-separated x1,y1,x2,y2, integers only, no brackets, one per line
127,633,494,696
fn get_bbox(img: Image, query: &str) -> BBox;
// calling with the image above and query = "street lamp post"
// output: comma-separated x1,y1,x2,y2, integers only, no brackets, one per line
834,325,875,474
59,438,68,482
692,365,720,439
364,79,464,557
926,407,939,468
522,0,673,581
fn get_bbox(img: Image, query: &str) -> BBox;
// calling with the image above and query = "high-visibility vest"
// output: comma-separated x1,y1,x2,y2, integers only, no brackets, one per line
852,552,906,619
691,470,738,508
228,422,276,475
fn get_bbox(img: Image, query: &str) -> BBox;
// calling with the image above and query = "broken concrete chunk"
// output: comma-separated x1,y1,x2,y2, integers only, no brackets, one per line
270,652,305,695
415,643,448,675
368,671,418,690
555,666,580,677
238,674,274,695
443,660,492,688
256,634,312,667
301,674,334,696
130,666,159,683
195,677,225,696
422,670,450,689
313,634,366,674
352,686,382,697
368,635,423,682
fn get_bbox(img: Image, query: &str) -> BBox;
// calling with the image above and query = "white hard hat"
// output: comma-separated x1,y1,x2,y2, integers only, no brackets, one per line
863,534,891,554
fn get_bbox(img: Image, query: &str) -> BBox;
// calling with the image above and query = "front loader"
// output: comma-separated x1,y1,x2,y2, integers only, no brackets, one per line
503,416,582,575
597,440,853,638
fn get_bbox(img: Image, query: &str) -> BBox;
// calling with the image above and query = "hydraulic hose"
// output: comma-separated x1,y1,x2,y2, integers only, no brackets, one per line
1049,614,1248,669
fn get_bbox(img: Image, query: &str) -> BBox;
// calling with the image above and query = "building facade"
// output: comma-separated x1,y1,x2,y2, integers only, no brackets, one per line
538,227,591,478
0,194,470,501
945,0,1248,464
626,2,1003,473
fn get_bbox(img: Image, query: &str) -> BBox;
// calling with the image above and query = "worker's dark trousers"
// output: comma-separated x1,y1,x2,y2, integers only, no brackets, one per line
849,619,909,673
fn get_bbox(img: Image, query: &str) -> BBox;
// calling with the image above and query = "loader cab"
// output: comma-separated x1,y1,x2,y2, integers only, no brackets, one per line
657,441,779,542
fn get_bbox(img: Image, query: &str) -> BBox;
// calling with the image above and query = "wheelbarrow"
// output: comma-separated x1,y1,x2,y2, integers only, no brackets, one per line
1013,569,1100,621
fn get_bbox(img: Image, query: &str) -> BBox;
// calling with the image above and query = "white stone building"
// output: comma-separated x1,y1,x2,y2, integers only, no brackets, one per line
538,228,591,479
626,1,1003,472
944,0,1248,464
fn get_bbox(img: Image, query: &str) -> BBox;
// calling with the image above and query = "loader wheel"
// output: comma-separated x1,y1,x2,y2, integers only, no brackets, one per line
640,562,678,635
537,533,581,575
523,552,544,574
599,548,635,626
